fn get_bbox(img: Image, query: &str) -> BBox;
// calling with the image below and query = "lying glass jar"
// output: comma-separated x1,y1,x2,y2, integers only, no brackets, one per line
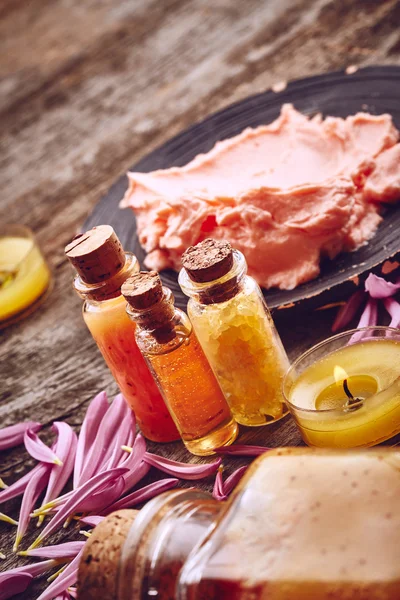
78,448,400,600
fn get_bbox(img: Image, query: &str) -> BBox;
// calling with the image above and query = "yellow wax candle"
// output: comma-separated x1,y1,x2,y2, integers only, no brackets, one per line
284,330,400,448
0,233,51,324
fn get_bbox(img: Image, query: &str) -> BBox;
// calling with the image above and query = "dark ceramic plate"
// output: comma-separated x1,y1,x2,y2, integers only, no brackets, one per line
84,66,400,311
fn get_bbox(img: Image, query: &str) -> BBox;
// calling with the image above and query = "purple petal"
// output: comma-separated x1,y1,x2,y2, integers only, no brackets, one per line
30,468,128,549
36,550,83,600
14,463,51,551
19,541,85,560
216,445,271,457
349,298,378,344
104,478,179,513
223,466,248,495
40,423,78,512
77,476,126,513
0,422,41,451
331,290,366,332
212,467,225,501
103,409,136,471
212,466,248,501
144,453,222,480
120,434,149,492
79,515,104,527
0,558,61,579
24,429,62,466
365,273,400,298
0,573,33,600
77,394,129,486
0,464,44,505
73,391,109,489
384,297,400,329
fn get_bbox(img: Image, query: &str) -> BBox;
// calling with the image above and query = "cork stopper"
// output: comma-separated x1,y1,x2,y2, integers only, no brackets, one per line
121,271,163,310
65,225,126,284
182,239,233,283
77,510,138,600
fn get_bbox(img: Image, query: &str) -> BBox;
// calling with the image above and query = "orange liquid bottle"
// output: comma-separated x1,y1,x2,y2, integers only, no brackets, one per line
65,226,179,443
121,271,238,456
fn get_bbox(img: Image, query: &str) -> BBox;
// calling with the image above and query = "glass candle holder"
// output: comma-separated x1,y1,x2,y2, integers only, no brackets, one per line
0,224,52,328
283,326,400,448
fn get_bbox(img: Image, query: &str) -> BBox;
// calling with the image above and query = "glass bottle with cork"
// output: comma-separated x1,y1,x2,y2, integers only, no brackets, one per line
121,270,238,456
77,448,400,600
178,238,290,427
65,225,179,443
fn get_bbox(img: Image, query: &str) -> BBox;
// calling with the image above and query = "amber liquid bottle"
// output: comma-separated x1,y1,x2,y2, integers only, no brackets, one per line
65,225,179,443
121,271,238,456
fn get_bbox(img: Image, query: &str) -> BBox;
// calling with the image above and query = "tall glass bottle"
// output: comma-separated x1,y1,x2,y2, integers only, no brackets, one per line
121,271,238,456
78,448,400,600
178,238,290,427
65,225,179,442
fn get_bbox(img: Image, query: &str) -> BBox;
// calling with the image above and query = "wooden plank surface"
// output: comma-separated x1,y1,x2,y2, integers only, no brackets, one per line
1,0,400,595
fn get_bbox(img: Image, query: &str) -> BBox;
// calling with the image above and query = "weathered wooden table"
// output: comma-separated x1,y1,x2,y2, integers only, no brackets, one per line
1,0,400,596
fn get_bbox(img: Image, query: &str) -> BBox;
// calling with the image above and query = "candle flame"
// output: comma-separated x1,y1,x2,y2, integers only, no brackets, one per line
334,365,348,385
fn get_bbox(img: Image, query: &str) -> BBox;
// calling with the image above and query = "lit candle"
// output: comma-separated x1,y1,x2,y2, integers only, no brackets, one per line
0,225,51,326
283,327,400,448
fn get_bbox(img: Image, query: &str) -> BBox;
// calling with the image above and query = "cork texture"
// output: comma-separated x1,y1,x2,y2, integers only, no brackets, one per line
121,271,163,309
77,510,137,600
182,239,233,283
65,225,125,284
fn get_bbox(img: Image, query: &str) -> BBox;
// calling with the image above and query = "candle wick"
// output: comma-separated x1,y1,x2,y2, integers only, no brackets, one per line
343,378,363,408
343,379,354,401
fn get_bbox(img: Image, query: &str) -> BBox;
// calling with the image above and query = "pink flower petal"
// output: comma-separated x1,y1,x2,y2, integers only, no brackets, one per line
20,541,85,559
216,445,271,456
212,467,225,501
383,297,400,329
36,549,83,600
0,573,33,600
77,394,129,486
0,558,64,599
102,409,136,471
30,468,128,548
68,587,78,599
0,422,41,451
14,463,51,551
104,478,179,513
24,429,62,466
349,298,378,344
79,515,104,527
0,558,61,579
77,476,126,513
40,423,78,512
0,464,43,504
331,290,366,332
212,466,248,501
365,273,400,298
120,434,149,492
73,391,109,489
144,453,222,480
223,466,248,495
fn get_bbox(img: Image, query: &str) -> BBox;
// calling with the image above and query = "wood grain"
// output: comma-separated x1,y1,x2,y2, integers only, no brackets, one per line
1,0,400,595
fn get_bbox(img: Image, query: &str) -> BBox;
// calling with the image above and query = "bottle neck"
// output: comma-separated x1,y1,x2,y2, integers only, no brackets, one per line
118,489,222,600
72,252,139,302
179,250,247,305
126,287,178,344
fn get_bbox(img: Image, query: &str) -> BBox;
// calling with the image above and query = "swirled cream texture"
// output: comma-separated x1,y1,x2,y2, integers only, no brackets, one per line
121,105,400,290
